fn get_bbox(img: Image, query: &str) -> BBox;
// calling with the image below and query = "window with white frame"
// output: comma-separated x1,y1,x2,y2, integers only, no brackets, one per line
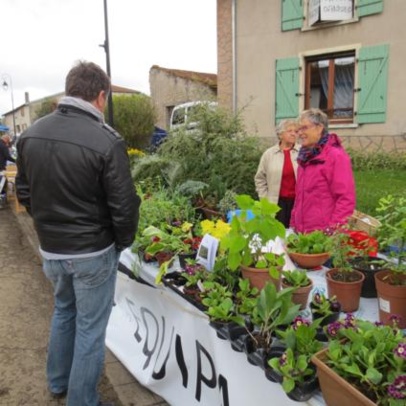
305,52,355,123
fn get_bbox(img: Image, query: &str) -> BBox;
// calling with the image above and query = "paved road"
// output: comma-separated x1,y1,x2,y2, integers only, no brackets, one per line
0,206,168,406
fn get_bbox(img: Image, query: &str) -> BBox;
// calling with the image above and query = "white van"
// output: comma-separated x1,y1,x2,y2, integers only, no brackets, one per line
169,101,217,132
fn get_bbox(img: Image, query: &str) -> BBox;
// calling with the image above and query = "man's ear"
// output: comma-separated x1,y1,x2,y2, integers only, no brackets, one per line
93,90,107,112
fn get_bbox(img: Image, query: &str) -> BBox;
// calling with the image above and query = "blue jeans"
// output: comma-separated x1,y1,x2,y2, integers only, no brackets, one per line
42,245,120,406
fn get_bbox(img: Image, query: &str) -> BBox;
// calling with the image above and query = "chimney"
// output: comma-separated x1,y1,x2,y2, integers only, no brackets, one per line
25,92,30,104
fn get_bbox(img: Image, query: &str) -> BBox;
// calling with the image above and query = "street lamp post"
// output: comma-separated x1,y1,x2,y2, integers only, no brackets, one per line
1,74,17,137
99,0,114,127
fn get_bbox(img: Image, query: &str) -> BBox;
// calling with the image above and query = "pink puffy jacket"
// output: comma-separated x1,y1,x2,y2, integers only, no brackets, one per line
290,133,355,233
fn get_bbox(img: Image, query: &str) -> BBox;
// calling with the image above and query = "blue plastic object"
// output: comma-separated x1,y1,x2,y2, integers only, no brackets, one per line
227,209,255,223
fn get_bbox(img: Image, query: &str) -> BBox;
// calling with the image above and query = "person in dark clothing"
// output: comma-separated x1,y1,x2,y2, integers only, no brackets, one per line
0,134,15,201
16,61,141,406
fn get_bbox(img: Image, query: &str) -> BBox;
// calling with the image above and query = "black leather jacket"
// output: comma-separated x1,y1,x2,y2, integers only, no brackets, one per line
16,104,140,254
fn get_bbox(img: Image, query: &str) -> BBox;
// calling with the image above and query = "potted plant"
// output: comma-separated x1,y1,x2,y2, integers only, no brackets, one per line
312,317,406,406
309,292,341,326
243,282,301,369
268,317,323,402
286,230,332,269
374,194,406,328
281,269,313,310
325,230,365,312
220,195,286,290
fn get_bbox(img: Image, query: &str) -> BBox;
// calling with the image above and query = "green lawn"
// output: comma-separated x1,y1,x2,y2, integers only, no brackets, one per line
354,169,406,216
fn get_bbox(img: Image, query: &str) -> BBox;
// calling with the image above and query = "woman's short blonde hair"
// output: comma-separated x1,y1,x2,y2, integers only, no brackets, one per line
275,119,298,139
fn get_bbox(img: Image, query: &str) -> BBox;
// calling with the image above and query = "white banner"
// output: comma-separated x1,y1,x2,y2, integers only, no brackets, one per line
320,0,353,21
106,271,327,406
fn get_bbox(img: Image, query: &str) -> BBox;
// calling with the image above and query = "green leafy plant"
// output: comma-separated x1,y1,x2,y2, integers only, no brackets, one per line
287,230,332,254
376,195,406,285
281,270,311,288
234,278,260,316
268,348,315,394
269,317,323,395
329,230,363,282
310,292,341,319
318,317,406,405
248,283,300,349
217,190,238,217
220,195,286,279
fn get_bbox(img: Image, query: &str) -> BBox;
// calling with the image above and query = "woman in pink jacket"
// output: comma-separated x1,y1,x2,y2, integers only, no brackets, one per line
290,108,355,234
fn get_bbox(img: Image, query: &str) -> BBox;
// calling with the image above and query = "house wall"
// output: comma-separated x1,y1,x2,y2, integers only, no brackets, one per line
217,0,233,109
149,67,217,130
219,0,406,151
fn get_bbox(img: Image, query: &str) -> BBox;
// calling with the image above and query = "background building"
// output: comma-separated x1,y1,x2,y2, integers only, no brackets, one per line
217,0,406,151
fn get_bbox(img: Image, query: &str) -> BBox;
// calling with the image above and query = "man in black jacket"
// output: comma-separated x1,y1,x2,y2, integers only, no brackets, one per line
16,61,140,406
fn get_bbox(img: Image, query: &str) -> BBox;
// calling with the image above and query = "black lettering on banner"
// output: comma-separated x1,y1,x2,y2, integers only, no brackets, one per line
175,334,189,387
140,307,160,369
195,341,217,401
218,374,230,406
152,320,175,380
125,298,142,342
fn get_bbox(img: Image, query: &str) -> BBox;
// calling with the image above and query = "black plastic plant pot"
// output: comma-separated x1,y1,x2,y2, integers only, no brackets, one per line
178,252,197,270
286,374,319,402
264,344,286,383
242,335,269,369
310,302,341,327
350,256,388,298
209,320,229,340
162,271,187,287
230,334,247,353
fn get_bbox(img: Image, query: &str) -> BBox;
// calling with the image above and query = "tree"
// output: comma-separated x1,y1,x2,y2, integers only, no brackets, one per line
35,98,58,120
111,94,156,150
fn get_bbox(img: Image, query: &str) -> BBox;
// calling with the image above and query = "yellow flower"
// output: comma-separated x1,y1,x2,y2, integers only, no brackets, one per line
181,222,193,233
127,148,145,157
200,219,230,240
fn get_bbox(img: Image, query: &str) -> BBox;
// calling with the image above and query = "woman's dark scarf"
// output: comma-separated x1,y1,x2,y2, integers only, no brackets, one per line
297,132,330,166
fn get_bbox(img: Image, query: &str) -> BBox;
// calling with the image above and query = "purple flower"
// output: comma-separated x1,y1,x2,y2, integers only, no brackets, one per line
327,321,342,337
389,314,402,327
279,353,287,366
292,316,310,329
388,375,406,400
344,313,355,328
394,343,406,360
374,321,384,327
313,293,322,304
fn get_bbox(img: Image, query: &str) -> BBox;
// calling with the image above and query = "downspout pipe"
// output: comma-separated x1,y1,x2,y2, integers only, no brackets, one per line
232,0,237,113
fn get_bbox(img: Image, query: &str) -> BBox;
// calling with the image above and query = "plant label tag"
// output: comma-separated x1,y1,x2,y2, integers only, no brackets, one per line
378,297,390,313
196,234,218,271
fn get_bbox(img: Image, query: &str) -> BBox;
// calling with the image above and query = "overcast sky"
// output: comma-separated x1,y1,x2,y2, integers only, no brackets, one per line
0,0,217,115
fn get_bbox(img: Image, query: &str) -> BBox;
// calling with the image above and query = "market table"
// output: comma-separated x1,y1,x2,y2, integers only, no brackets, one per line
106,248,379,406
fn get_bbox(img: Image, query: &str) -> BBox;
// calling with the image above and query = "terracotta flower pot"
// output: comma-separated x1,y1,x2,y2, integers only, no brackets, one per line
240,265,281,291
288,252,330,269
374,270,406,329
326,269,365,313
312,347,376,406
282,278,313,310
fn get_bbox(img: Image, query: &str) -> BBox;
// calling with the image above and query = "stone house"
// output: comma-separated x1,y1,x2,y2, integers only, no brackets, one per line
149,65,217,130
216,0,406,151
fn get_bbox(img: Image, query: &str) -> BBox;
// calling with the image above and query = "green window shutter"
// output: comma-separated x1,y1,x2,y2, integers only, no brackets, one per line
357,0,384,17
281,0,303,31
275,57,300,123
356,44,389,124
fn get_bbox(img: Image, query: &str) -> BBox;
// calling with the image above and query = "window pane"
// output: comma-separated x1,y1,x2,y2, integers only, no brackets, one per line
333,57,354,118
309,60,328,110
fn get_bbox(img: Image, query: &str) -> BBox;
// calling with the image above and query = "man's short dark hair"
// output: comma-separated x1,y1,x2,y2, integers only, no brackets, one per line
65,61,111,102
